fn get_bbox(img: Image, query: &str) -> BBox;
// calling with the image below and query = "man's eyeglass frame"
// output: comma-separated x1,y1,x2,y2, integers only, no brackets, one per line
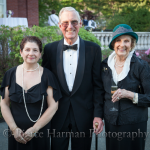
60,20,79,27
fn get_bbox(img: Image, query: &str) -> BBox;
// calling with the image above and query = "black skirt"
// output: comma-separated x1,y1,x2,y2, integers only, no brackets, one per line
105,121,147,150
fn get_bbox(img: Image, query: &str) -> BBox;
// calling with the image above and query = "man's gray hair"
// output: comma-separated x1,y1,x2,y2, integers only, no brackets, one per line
59,7,80,22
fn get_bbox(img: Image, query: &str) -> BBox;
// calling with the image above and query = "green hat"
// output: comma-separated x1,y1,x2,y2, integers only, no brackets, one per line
109,24,138,50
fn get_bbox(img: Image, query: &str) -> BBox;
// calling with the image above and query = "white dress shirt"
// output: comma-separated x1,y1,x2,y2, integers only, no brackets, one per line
107,50,138,104
63,36,79,91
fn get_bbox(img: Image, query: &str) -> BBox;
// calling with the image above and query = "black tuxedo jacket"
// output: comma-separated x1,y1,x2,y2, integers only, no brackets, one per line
42,37,104,132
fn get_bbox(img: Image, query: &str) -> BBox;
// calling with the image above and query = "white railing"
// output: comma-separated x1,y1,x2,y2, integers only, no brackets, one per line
92,32,150,50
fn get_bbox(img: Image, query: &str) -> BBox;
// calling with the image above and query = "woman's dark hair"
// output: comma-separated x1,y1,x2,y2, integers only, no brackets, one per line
20,36,42,53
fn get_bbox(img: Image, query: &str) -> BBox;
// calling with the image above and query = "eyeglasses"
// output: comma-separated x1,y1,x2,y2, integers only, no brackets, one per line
61,21,78,27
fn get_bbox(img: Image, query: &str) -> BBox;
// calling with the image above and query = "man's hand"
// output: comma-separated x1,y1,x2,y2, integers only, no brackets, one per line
93,117,104,135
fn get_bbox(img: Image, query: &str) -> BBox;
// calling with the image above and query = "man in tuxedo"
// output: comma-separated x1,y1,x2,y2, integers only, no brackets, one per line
42,7,104,150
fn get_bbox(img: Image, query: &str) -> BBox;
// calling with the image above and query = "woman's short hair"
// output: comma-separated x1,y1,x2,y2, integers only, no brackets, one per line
59,7,80,22
20,36,42,53
111,35,136,52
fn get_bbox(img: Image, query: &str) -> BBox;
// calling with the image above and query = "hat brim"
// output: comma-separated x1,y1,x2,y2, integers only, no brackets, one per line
109,32,138,50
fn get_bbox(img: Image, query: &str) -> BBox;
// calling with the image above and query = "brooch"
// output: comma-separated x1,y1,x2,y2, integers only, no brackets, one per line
103,67,108,72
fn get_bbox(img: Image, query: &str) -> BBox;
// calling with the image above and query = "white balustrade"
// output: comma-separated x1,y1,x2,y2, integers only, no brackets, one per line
92,32,150,50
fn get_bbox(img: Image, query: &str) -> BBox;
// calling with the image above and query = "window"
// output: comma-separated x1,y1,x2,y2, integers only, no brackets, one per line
0,0,6,18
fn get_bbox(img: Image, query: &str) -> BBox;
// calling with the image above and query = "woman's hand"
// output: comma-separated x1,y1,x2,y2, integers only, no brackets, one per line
23,127,36,142
13,128,27,144
112,88,129,102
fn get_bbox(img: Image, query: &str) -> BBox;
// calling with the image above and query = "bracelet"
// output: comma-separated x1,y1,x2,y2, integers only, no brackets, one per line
11,126,18,135
32,131,37,137
12,126,18,132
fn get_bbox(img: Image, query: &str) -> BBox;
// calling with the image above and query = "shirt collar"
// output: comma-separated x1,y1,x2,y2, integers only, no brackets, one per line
64,36,79,46
107,50,135,83
108,50,135,69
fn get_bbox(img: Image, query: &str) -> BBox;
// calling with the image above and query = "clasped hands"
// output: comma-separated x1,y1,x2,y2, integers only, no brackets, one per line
12,127,36,144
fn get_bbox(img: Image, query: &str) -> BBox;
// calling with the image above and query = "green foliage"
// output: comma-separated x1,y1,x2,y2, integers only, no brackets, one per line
39,0,62,27
78,28,111,60
106,5,150,31
101,48,112,60
9,25,62,64
0,25,63,85
39,0,85,27
39,0,150,29
79,27,101,46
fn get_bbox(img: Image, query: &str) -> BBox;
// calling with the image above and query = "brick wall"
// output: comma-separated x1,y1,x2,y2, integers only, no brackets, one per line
6,0,39,27
27,0,39,27
18,0,27,18
7,0,19,17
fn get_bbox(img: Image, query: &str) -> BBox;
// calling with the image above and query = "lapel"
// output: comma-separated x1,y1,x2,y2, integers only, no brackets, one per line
131,53,136,63
56,38,70,96
71,37,85,96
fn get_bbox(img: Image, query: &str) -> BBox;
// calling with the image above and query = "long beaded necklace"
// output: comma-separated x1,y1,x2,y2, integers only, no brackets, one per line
22,63,44,122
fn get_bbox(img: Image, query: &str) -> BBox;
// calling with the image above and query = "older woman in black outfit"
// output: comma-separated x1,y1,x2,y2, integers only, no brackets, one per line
101,24,150,150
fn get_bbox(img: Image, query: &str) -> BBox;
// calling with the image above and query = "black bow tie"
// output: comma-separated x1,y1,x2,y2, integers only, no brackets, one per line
63,44,78,51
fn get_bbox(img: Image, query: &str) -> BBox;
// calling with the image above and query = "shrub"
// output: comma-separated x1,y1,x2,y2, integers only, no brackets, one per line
79,27,101,46
107,7,150,32
0,25,63,84
102,47,112,60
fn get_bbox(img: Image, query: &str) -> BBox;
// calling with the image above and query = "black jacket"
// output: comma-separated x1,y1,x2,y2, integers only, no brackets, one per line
42,37,104,132
101,54,150,125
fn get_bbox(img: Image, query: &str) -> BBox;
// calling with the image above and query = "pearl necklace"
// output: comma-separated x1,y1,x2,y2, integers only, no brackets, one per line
114,57,125,68
115,63,124,68
23,63,39,72
22,64,44,122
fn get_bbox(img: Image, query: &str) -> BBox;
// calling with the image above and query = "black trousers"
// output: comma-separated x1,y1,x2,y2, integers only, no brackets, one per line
51,105,92,150
105,121,147,150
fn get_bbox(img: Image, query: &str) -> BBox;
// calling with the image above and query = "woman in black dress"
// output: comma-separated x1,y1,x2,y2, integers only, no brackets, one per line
0,36,62,150
101,24,150,150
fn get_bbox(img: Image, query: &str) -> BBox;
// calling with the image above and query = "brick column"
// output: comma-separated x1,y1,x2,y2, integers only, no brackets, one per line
6,0,39,27
18,0,27,18
27,0,39,27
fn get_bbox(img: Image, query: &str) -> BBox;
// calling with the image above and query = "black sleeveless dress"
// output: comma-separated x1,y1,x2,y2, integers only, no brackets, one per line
0,66,62,150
